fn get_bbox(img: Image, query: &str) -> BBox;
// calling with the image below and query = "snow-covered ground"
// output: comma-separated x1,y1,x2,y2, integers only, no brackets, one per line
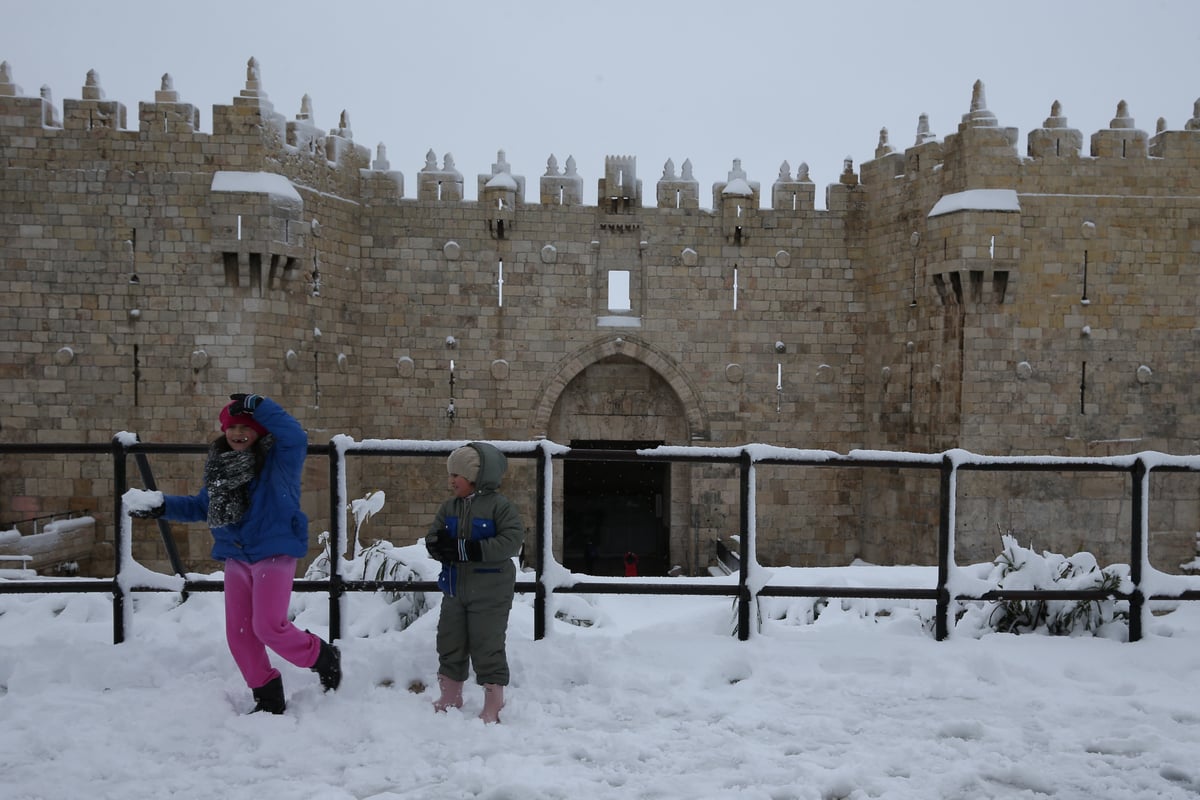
3,552,1200,800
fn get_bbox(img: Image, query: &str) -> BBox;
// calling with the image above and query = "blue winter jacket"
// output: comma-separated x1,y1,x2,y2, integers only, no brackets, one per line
162,398,310,563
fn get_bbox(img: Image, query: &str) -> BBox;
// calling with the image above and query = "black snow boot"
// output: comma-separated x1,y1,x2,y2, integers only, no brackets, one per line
250,675,286,715
311,640,342,692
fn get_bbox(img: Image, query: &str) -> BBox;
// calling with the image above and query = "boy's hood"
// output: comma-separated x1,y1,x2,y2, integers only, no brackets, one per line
467,442,506,492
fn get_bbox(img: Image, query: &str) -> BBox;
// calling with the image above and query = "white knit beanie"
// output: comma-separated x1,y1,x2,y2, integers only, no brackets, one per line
447,446,480,483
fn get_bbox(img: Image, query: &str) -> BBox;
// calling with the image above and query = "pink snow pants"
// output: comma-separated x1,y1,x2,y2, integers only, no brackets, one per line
223,556,320,690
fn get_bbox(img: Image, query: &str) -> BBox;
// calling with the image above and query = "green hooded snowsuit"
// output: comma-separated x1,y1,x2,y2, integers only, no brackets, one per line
428,442,525,685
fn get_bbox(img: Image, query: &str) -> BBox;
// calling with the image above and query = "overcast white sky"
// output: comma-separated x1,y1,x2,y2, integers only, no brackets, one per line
3,0,1197,207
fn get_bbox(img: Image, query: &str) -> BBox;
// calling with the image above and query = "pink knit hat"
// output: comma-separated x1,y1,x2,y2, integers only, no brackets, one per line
219,402,268,437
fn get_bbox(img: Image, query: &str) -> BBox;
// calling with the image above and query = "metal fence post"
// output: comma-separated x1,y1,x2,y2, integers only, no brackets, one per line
534,445,547,641
328,444,343,641
111,436,127,645
737,449,753,641
935,454,953,641
1129,458,1146,642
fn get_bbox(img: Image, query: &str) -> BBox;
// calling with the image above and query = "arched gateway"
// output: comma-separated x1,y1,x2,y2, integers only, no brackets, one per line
530,336,710,576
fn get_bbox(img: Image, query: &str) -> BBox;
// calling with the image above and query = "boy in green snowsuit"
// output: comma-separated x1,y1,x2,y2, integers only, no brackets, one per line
425,442,525,723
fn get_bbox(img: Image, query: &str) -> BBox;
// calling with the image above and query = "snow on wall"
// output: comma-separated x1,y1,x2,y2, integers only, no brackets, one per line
928,188,1020,217
211,171,302,204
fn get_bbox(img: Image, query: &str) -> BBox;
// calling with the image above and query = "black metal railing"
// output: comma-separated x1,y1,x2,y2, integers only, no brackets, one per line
2,438,1200,644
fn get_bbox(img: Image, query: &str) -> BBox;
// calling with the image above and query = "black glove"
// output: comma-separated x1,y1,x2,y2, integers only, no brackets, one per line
130,503,165,519
227,393,262,417
426,529,484,562
425,528,459,563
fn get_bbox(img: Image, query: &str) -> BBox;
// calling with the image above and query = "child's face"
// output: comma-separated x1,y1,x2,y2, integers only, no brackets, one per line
224,424,261,452
448,473,474,498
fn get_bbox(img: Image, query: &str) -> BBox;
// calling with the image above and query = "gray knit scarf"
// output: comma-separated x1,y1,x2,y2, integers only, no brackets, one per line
204,436,272,527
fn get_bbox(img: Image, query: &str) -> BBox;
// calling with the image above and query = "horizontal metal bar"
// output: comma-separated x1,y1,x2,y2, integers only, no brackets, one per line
0,443,116,456
954,461,1135,474
969,589,1133,601
5,578,1195,616
542,581,741,596
10,440,1200,475
120,442,334,457
0,579,116,594
758,585,939,600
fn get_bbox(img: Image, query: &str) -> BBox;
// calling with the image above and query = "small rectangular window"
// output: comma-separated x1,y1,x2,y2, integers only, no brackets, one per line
608,270,631,311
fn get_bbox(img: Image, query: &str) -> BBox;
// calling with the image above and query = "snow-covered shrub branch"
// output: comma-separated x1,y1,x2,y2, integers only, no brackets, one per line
957,533,1130,638
299,491,440,636
752,535,1130,639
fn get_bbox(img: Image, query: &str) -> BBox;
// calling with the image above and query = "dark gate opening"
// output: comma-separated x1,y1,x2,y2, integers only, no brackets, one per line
563,440,669,576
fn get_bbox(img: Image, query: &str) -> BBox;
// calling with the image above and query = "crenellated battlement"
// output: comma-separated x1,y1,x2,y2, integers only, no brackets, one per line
0,58,386,202
860,80,1200,194
4,61,1199,214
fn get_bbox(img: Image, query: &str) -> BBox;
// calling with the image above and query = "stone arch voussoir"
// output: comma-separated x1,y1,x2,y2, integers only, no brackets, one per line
529,334,709,442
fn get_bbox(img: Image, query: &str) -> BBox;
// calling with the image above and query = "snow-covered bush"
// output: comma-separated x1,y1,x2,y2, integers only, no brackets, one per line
961,534,1130,637
747,535,1128,639
752,594,929,635
301,491,438,635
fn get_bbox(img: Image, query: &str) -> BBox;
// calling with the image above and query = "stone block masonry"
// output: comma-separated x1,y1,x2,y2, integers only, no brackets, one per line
2,61,1199,576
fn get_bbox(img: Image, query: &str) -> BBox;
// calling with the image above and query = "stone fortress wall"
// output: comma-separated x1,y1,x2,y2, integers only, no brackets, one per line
2,58,1198,576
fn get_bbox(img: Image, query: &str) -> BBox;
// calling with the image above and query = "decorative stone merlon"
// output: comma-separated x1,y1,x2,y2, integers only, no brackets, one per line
82,69,105,101
155,73,179,103
0,60,21,96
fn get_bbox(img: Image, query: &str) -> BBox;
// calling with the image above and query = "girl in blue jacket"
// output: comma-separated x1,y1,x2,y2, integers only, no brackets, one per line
132,394,340,714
